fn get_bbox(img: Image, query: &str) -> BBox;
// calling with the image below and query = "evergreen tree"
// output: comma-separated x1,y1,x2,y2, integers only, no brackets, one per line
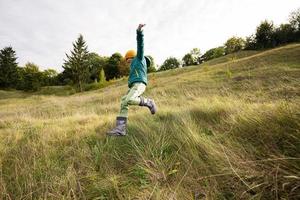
63,34,89,92
0,46,18,88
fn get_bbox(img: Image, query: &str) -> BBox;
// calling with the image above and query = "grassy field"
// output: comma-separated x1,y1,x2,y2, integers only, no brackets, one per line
0,44,299,199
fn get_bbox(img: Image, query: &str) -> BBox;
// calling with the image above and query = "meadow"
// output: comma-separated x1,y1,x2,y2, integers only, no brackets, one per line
0,44,299,199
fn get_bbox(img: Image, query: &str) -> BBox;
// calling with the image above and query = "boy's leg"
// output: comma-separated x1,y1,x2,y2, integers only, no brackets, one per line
138,85,157,114
107,89,131,136
118,95,129,118
139,96,157,114
107,82,156,136
118,83,146,118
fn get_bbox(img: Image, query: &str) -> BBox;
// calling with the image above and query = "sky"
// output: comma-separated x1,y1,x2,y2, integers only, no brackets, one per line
0,0,299,72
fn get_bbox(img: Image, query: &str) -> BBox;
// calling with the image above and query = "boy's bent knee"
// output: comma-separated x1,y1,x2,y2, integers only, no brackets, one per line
121,95,127,101
126,97,140,105
127,99,135,105
121,100,128,107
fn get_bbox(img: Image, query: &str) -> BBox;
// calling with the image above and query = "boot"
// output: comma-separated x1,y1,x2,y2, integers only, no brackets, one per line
139,97,157,114
107,116,127,136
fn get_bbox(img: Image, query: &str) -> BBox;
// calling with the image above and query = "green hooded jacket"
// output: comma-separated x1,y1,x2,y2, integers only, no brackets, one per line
128,29,147,88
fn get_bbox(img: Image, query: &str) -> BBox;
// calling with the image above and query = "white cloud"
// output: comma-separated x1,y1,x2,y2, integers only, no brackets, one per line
0,0,299,72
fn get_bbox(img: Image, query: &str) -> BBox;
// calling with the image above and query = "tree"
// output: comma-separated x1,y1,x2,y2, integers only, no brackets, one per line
159,57,180,71
57,67,73,85
182,53,194,66
63,34,90,92
41,69,58,86
15,66,25,90
104,53,122,81
289,8,300,31
273,24,296,45
201,46,225,61
182,48,201,66
244,34,257,50
190,48,202,64
289,8,300,41
118,57,130,77
19,62,43,91
0,46,18,88
87,52,108,83
255,20,276,49
224,37,245,54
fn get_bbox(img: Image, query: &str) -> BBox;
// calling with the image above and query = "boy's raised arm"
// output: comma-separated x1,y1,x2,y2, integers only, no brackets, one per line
136,24,145,60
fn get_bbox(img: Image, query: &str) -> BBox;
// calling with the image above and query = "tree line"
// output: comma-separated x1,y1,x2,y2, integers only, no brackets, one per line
0,34,156,92
0,8,299,92
159,8,300,70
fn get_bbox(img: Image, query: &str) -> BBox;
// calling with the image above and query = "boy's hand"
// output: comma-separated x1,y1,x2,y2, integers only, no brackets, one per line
137,24,146,31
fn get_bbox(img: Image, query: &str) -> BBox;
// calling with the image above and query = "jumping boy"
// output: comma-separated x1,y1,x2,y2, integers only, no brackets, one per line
107,24,157,136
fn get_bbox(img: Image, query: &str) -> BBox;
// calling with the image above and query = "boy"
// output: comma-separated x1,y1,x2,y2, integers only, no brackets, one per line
107,24,157,136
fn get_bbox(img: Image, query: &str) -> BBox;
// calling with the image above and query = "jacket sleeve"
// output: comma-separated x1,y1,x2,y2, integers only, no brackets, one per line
136,29,144,60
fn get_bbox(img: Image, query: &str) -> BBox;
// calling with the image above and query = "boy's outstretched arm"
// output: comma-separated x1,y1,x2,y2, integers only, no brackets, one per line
136,24,145,60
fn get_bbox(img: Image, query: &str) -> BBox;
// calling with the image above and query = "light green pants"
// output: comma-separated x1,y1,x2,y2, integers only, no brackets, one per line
118,82,146,118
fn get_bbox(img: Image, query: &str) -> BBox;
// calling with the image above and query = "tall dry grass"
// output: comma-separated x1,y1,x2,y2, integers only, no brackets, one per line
0,44,299,199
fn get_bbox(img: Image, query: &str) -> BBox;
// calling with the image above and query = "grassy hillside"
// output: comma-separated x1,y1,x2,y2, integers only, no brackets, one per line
0,44,299,199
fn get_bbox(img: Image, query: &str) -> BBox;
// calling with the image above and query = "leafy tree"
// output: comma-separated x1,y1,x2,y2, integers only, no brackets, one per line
0,46,18,88
255,20,276,49
273,24,296,45
15,66,25,90
182,48,201,66
118,57,130,77
41,69,58,86
289,8,300,41
224,37,245,54
19,62,42,91
182,53,194,66
87,52,108,83
201,46,225,61
244,34,257,50
104,53,122,81
63,34,90,92
289,8,300,31
190,48,202,64
159,57,180,71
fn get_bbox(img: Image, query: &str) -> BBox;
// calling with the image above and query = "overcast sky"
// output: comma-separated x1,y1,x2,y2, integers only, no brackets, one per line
0,0,299,72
